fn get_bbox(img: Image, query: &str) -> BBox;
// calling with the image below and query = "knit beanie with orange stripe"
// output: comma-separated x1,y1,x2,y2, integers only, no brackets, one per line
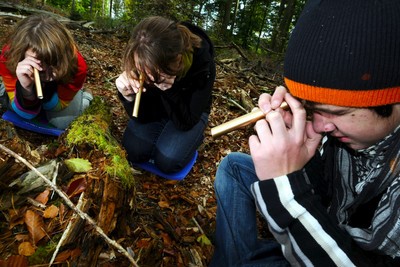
284,0,400,107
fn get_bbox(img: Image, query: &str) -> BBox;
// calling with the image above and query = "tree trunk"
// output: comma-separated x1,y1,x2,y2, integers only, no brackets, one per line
220,0,234,40
255,2,270,53
230,0,239,36
270,0,297,53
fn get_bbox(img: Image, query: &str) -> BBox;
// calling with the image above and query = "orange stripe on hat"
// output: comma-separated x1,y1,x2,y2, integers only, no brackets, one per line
285,78,400,108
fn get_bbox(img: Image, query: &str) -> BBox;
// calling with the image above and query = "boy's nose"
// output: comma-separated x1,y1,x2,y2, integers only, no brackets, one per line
312,114,336,133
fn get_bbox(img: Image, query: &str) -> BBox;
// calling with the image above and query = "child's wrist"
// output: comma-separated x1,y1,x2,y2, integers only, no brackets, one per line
21,89,36,99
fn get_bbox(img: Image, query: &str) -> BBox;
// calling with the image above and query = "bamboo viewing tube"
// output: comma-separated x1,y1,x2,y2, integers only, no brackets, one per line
132,73,144,117
33,68,43,99
211,102,288,139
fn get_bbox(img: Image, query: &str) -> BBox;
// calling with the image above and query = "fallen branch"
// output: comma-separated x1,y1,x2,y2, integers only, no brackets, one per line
215,93,248,113
0,143,139,267
49,192,85,265
231,42,249,62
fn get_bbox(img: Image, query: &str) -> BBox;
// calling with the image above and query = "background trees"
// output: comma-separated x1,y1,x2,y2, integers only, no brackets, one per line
35,0,306,59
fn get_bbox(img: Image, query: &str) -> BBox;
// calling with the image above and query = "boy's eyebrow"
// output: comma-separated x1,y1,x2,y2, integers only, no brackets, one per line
309,105,352,115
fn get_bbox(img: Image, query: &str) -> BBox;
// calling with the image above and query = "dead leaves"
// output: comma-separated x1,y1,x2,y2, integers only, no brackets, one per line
7,189,57,256
2,177,87,264
24,209,46,245
53,248,81,262
18,241,36,257
43,205,59,219
0,255,29,267
126,175,216,266
35,189,50,205
65,175,87,198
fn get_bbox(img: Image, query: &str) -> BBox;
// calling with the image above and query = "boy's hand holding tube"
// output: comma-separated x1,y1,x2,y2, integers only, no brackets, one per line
249,86,322,181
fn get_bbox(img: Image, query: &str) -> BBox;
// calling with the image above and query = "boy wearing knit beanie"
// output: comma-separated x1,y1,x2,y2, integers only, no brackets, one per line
210,0,400,266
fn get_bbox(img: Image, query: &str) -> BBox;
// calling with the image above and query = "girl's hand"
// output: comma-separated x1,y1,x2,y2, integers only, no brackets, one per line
249,87,322,180
16,55,42,95
116,71,145,102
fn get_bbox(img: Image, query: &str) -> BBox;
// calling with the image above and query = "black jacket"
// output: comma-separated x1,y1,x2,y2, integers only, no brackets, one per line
119,22,215,131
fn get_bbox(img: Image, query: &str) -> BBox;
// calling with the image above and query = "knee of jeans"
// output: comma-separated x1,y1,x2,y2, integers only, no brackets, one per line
82,91,93,101
155,159,182,173
82,92,93,110
49,116,75,129
154,155,183,173
122,135,152,163
215,152,247,190
214,156,232,192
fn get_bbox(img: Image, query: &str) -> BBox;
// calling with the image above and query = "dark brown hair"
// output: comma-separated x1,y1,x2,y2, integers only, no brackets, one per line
123,16,202,83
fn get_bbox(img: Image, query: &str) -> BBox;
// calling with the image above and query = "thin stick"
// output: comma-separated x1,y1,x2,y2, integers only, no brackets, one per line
33,68,43,99
49,192,85,266
0,144,139,267
132,73,144,117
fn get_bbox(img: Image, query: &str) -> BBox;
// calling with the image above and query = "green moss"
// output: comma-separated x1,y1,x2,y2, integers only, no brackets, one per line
66,96,134,188
28,236,59,265
82,96,112,123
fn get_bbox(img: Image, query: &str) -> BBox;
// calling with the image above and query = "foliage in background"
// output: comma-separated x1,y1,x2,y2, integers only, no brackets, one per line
18,0,306,61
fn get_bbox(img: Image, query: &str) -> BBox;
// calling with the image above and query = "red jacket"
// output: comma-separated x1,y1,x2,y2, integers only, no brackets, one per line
0,45,87,119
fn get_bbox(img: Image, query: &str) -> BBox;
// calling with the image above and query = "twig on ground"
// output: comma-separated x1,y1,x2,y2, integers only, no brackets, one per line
192,217,205,235
49,192,85,265
215,93,248,113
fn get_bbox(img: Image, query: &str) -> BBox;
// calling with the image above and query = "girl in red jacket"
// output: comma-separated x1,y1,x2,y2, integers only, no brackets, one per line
0,14,92,129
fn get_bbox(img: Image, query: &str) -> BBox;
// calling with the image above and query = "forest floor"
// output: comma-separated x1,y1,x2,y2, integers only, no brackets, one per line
0,8,284,267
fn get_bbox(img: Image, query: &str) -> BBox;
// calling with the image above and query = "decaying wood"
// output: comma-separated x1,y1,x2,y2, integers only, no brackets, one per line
0,2,70,21
58,97,135,265
0,96,138,265
0,143,139,266
60,195,92,246
231,42,249,62
75,173,125,266
0,120,43,186
0,2,92,29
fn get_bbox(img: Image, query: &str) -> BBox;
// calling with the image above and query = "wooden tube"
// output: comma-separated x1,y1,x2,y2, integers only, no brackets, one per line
33,68,43,99
211,102,288,139
132,73,144,117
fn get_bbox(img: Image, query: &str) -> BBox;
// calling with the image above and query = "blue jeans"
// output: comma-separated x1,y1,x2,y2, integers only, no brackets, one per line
210,152,290,267
122,113,208,173
46,89,92,129
0,83,92,129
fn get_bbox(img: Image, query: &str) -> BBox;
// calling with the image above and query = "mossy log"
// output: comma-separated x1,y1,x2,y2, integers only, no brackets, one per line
61,96,136,265
65,96,134,188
